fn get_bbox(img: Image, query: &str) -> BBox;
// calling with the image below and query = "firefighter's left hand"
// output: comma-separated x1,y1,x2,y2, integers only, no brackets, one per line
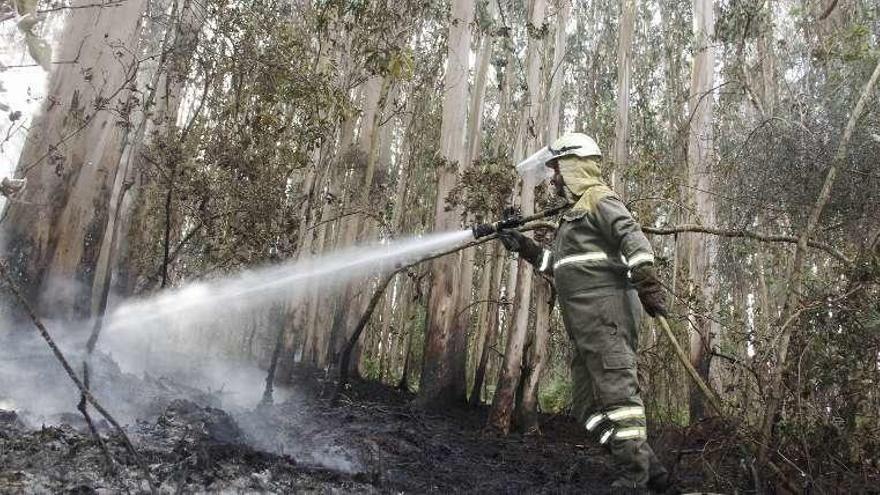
631,264,668,317
497,229,541,265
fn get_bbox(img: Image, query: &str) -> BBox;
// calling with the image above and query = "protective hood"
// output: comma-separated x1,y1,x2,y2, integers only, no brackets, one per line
557,156,616,213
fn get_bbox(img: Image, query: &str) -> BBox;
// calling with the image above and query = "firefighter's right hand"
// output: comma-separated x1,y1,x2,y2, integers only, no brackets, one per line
497,230,541,265
631,264,668,317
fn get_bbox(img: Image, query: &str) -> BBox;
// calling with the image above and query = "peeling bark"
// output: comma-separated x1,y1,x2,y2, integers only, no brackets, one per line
417,0,475,408
2,0,149,321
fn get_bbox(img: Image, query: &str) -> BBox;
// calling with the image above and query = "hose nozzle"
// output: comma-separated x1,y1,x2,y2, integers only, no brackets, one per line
471,208,524,239
470,202,572,239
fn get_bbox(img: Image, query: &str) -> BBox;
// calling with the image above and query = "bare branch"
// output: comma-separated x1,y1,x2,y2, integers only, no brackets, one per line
0,260,157,494
818,0,840,20
642,224,852,265
37,0,128,14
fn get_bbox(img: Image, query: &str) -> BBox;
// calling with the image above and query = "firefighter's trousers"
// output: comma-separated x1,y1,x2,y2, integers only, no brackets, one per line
561,287,667,487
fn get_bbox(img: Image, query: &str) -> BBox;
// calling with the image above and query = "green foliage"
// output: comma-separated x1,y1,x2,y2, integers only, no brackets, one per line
446,154,517,221
360,356,382,380
525,20,550,40
814,23,876,62
715,0,769,43
367,47,415,80
538,374,571,414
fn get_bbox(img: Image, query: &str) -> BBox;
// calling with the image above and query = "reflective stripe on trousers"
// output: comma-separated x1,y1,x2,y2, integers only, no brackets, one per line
585,406,645,431
599,426,647,444
585,406,647,444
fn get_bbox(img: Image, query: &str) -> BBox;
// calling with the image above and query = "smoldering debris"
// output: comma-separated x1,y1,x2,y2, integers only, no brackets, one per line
0,370,629,494
0,330,372,493
0,337,221,426
0,399,377,494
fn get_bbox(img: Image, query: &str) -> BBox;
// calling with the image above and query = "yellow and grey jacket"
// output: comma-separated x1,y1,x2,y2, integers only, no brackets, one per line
534,156,654,295
537,197,654,294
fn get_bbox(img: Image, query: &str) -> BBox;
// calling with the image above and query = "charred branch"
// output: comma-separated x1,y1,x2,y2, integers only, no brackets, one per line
0,260,157,494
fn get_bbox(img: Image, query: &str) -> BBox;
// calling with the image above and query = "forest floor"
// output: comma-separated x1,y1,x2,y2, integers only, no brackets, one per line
0,364,736,494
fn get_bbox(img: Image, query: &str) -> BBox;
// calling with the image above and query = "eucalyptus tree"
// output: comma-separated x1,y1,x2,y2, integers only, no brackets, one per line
418,0,475,407
2,0,150,321
489,0,548,432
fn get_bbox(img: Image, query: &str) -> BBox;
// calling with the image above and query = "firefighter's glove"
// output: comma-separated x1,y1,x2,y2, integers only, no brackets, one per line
497,229,541,266
631,263,668,317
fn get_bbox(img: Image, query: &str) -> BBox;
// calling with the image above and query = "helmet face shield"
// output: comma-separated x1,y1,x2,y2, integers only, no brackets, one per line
515,146,554,182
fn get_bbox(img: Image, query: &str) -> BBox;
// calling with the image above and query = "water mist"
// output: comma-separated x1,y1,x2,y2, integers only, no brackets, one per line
1,228,475,473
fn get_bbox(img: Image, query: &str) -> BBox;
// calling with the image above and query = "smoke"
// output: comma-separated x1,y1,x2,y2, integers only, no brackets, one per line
0,229,472,468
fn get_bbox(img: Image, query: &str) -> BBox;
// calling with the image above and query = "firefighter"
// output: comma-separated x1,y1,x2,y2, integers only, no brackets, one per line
498,132,671,492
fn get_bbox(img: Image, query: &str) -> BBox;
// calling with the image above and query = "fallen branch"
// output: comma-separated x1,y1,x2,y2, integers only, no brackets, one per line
656,316,725,416
643,224,851,265
0,260,157,494
77,362,115,474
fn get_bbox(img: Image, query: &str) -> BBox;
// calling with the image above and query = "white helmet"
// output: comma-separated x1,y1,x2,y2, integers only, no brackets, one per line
515,133,602,181
549,132,602,159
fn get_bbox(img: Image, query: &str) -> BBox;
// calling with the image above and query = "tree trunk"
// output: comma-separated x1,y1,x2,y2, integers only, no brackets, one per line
756,0,776,115
610,0,636,193
303,95,359,368
324,75,389,370
545,0,570,142
518,275,552,433
466,0,496,164
378,92,418,380
106,0,200,302
383,276,411,382
685,0,719,422
490,47,515,157
470,242,504,404
417,0,474,408
454,0,495,374
1,0,148,320
469,247,494,388
516,0,569,430
488,0,546,432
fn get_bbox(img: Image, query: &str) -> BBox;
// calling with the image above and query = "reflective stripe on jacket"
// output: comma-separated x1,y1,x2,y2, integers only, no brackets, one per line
535,196,654,296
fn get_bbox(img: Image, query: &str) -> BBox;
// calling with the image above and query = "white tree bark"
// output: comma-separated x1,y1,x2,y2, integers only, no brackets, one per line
466,0,497,164
610,0,636,194
519,0,570,432
489,0,547,432
417,0,475,407
2,0,149,320
545,0,570,142
685,0,719,421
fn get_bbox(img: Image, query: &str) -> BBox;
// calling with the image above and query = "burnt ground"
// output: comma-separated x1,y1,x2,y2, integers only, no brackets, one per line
0,367,744,494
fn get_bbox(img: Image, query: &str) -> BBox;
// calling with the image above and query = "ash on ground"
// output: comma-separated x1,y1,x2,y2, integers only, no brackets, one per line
0,356,621,494
2,359,734,494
